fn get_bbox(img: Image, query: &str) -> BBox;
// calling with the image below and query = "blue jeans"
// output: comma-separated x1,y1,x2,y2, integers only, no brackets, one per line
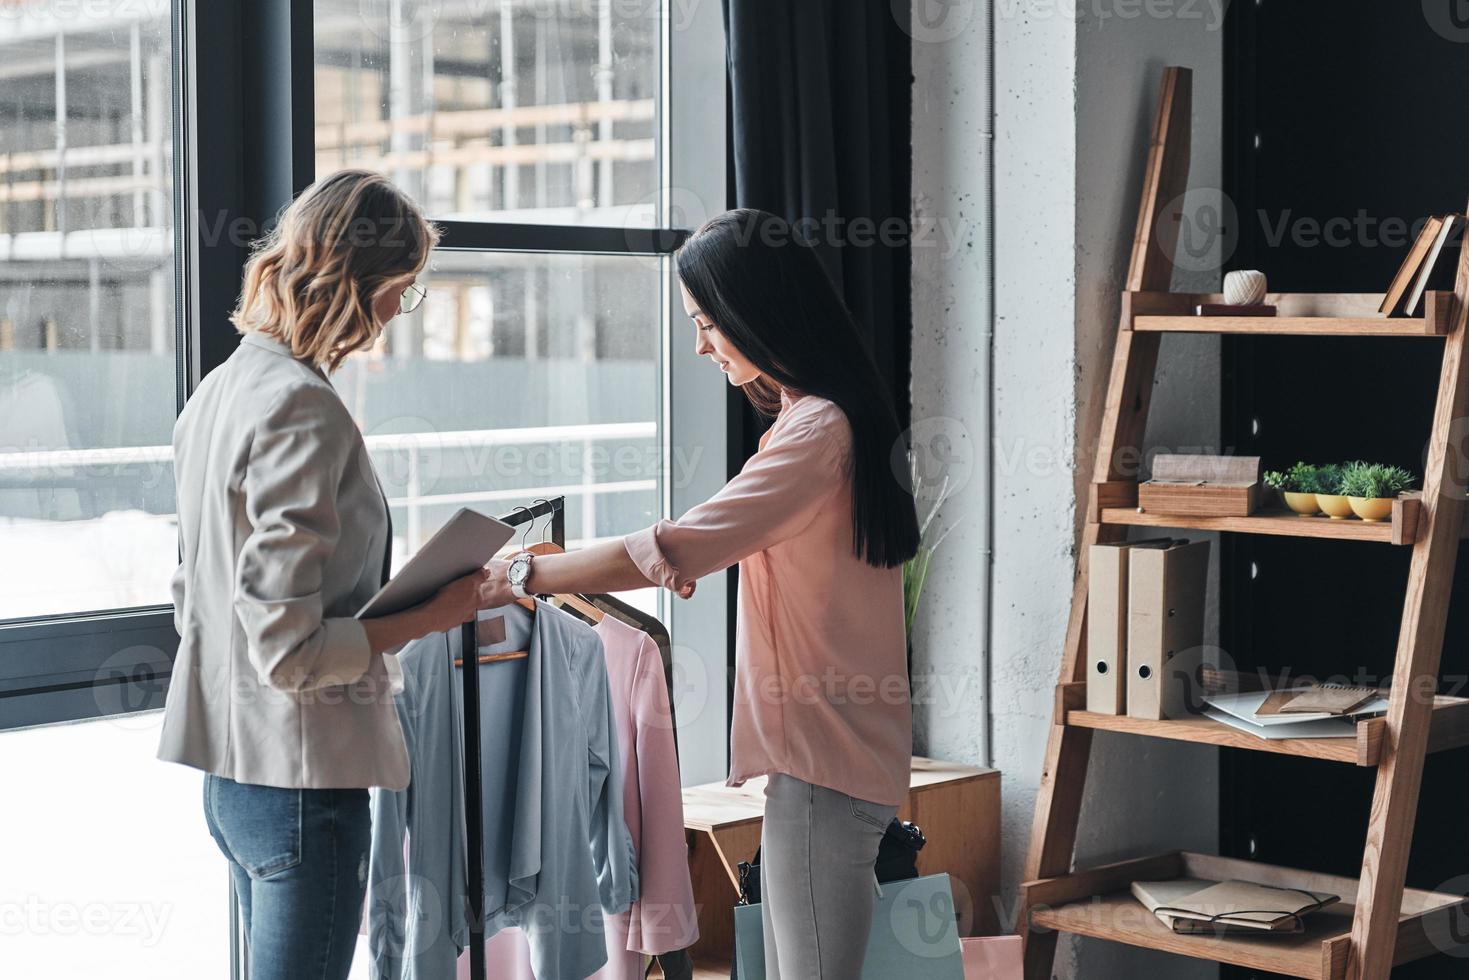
203,774,371,980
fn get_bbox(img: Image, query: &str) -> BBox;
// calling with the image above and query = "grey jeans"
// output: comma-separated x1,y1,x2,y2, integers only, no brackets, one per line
759,773,899,979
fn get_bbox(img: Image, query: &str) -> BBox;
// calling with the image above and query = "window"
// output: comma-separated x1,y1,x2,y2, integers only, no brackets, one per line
312,0,678,616
343,250,664,597
314,0,660,228
0,5,222,977
0,2,726,974
0,5,180,621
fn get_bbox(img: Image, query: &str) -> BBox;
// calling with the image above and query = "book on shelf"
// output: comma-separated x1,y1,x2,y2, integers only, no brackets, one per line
1251,689,1301,717
1380,216,1448,317
1403,214,1463,317
1277,684,1380,715
1202,707,1358,740
1201,689,1389,740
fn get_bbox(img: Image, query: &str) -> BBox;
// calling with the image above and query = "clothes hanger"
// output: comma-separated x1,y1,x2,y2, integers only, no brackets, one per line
583,592,667,646
519,499,605,623
508,505,540,613
569,591,679,753
452,506,539,667
454,649,528,668
532,546,605,623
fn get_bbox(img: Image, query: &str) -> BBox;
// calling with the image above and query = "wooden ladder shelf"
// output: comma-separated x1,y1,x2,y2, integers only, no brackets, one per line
1016,65,1469,980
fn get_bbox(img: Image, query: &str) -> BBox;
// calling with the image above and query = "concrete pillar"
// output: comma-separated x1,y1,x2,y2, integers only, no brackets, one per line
910,3,1226,976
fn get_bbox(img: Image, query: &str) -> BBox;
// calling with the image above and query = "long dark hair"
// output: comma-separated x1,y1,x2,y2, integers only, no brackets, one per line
676,208,919,568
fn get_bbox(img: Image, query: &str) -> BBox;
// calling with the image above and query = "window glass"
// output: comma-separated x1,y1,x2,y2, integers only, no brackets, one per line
348,249,664,614
0,6,179,620
314,0,662,227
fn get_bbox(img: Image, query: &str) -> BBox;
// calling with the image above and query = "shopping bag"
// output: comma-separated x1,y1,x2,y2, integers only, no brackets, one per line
733,873,965,979
961,935,1022,980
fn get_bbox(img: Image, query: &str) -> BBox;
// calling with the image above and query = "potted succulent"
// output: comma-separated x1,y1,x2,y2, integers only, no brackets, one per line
1264,462,1324,516
1313,462,1356,519
1339,462,1416,522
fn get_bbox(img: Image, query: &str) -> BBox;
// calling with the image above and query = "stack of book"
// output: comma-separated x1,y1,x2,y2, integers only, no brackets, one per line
1131,877,1339,935
1380,214,1464,317
1201,685,1388,740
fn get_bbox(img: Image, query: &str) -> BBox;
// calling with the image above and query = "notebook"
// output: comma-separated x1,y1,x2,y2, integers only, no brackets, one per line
1278,685,1381,715
1131,879,1222,933
1252,690,1300,717
1133,878,1338,934
1205,689,1389,727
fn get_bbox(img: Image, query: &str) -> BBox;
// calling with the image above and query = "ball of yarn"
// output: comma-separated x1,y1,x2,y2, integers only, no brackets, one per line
1223,270,1267,306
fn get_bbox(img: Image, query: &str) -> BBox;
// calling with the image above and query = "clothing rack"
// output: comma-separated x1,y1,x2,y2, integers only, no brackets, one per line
468,500,691,979
229,500,567,980
463,496,567,980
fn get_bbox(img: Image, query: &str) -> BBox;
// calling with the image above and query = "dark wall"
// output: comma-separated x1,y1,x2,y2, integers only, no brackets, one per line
1223,3,1469,977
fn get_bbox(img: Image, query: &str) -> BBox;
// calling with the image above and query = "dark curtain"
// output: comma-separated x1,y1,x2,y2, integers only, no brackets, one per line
721,0,913,436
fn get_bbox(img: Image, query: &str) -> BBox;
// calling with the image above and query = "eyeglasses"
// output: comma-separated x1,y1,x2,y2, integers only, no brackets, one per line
399,281,427,315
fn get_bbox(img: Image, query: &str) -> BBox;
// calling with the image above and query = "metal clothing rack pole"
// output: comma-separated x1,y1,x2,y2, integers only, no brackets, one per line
463,496,565,980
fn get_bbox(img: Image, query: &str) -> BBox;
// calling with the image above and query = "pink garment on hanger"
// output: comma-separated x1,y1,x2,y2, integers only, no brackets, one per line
466,612,698,979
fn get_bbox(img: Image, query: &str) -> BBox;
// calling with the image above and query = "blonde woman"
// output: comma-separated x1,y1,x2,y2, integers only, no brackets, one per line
159,170,493,979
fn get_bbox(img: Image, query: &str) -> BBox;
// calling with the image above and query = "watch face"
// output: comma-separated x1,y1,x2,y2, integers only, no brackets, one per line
509,555,531,585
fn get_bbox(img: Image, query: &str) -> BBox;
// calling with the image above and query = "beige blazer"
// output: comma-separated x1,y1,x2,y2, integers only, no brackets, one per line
158,331,409,790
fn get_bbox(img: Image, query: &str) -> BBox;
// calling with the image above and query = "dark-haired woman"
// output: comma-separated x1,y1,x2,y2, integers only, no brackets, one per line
482,209,918,979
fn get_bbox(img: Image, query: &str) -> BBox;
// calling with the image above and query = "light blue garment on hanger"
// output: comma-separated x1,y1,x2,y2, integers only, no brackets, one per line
368,598,638,980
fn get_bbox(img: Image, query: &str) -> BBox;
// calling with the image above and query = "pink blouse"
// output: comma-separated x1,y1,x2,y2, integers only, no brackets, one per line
623,389,912,806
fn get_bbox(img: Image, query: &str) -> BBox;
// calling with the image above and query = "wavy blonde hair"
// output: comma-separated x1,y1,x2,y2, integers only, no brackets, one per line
231,169,440,372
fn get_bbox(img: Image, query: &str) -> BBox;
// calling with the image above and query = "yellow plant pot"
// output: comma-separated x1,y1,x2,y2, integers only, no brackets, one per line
1348,496,1394,522
1317,493,1355,519
1281,491,1320,516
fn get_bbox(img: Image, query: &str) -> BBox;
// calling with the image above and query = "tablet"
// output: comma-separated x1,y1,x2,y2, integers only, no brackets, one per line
356,507,516,619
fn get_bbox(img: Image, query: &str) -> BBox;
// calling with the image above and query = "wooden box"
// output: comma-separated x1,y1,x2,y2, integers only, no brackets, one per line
680,758,1000,977
1138,454,1261,517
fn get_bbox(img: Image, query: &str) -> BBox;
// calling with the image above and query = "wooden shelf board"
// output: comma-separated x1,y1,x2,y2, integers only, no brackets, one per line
1063,691,1469,766
1098,505,1413,544
1133,315,1444,337
1022,852,1465,980
1066,710,1365,764
1031,888,1351,978
1126,290,1453,336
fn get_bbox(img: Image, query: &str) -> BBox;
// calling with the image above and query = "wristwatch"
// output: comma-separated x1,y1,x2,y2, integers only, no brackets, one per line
506,550,535,600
